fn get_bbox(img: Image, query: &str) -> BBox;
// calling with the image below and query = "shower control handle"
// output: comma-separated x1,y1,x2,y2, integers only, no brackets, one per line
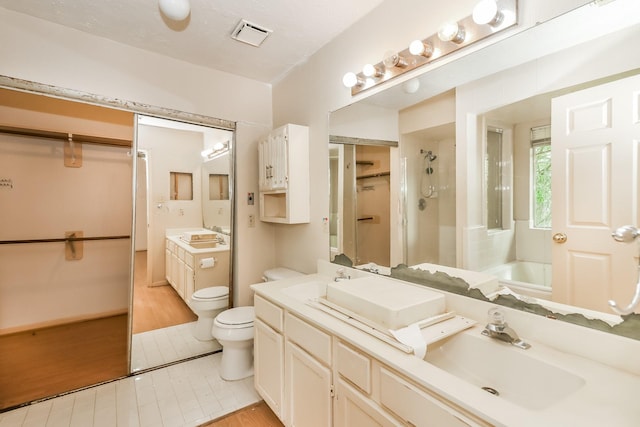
553,233,567,243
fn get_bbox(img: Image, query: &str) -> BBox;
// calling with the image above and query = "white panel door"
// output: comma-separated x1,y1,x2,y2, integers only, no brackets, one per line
551,73,640,312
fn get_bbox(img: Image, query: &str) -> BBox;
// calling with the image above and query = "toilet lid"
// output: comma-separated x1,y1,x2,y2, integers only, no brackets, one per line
216,306,255,326
193,286,228,300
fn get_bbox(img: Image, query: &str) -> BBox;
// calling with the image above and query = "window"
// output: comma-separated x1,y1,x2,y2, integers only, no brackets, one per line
208,174,229,200
486,128,503,230
531,126,551,228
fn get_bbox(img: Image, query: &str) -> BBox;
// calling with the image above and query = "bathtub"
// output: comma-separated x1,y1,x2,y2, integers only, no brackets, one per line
483,261,552,299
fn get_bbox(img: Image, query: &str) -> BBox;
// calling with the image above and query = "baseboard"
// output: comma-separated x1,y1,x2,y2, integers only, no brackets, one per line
0,308,129,336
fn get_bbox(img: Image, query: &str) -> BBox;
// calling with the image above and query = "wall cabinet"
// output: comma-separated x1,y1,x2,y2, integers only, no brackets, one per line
254,294,489,427
258,123,309,224
165,237,230,303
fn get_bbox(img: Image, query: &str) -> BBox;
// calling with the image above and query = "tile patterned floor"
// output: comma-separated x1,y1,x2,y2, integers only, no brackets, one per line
0,353,260,427
131,322,221,372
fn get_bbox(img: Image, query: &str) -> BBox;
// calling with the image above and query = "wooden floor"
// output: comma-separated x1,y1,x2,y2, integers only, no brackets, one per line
132,250,197,334
0,250,195,410
0,314,129,410
200,401,283,427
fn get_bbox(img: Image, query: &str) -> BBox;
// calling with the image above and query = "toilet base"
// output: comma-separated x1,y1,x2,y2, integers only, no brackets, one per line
194,317,214,341
218,341,254,380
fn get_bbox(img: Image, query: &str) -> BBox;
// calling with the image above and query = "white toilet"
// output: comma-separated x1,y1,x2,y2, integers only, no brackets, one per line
189,286,229,341
211,306,255,380
263,267,303,282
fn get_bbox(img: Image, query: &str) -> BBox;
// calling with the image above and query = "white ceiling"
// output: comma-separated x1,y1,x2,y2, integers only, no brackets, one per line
0,0,384,84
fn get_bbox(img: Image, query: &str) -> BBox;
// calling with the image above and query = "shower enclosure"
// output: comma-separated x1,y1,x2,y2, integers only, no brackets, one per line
401,126,456,267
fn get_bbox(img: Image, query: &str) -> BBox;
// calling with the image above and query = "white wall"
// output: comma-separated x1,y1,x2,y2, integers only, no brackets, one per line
0,9,274,303
272,0,591,273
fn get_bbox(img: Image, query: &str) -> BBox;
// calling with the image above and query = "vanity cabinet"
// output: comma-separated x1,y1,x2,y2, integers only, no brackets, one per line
254,293,488,427
254,296,285,418
255,296,333,427
258,123,310,224
164,237,230,302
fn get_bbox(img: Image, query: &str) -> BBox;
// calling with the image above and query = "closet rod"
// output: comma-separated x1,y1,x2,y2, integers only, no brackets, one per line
0,235,130,245
0,125,132,147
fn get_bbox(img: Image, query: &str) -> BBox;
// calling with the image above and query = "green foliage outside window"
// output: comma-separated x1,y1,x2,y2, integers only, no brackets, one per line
533,143,551,228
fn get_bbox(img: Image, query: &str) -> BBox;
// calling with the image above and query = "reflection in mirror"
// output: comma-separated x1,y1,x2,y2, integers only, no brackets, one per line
208,174,229,200
132,116,234,372
329,0,640,335
329,136,395,267
169,171,193,200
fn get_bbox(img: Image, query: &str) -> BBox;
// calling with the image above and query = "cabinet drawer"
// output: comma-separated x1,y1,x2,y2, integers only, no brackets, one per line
167,240,176,252
184,252,195,268
336,341,371,394
177,246,185,259
379,367,476,427
285,312,331,365
255,295,284,332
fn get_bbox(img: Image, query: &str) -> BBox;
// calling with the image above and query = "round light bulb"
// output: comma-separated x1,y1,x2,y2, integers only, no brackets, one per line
473,0,501,25
213,142,225,150
438,21,465,44
342,72,358,88
402,78,420,94
409,40,434,57
159,0,191,21
362,64,379,78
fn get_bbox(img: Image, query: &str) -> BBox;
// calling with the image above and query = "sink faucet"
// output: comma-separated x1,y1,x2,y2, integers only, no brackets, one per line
334,268,351,282
481,308,531,349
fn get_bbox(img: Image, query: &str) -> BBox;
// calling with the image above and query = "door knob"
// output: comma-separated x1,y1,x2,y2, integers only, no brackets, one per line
553,233,567,243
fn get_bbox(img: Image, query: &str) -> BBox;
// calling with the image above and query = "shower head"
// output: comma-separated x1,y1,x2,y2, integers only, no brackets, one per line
420,149,437,161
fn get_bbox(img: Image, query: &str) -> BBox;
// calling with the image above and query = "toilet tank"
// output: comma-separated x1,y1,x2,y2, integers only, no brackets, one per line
263,267,303,282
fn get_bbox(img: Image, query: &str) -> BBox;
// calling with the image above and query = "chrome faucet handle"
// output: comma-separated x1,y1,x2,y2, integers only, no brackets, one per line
334,268,350,282
482,308,531,349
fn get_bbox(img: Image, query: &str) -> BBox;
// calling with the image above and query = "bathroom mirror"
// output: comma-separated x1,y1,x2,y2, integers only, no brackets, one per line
329,1,640,328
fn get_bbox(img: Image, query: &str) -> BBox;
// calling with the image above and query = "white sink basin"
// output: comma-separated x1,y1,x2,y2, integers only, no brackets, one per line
281,280,328,301
425,329,585,410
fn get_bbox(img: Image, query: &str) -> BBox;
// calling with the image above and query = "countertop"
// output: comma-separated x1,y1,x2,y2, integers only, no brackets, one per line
251,265,640,427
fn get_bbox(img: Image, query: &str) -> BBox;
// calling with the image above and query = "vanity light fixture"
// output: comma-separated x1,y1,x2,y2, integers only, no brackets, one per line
473,0,503,26
383,50,411,68
158,0,191,21
343,0,518,96
362,63,385,78
438,21,466,44
201,141,229,160
408,40,434,58
342,72,366,88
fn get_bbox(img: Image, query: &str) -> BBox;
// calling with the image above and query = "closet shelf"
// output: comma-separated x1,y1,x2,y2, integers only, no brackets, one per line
0,125,132,147
356,161,375,166
356,171,390,180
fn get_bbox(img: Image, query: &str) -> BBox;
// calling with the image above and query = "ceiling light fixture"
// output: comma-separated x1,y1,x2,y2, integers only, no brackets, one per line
158,0,191,21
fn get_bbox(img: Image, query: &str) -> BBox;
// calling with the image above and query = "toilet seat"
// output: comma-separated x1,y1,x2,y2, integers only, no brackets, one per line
214,306,255,329
192,286,228,301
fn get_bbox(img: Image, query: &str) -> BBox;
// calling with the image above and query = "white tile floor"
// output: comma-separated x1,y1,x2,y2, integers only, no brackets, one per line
131,322,221,372
0,353,260,427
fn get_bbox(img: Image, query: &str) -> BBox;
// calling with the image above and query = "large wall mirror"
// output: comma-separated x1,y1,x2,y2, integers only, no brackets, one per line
0,86,235,410
329,0,640,334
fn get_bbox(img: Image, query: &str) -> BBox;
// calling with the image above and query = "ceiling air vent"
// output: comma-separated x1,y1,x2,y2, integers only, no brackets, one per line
231,19,272,47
